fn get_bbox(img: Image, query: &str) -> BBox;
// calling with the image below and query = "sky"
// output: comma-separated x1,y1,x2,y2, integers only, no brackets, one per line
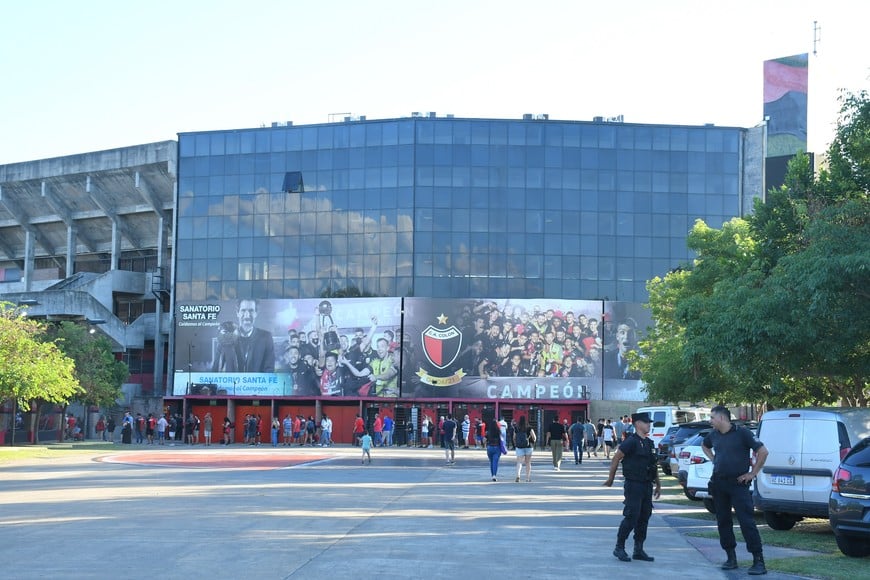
1,0,868,165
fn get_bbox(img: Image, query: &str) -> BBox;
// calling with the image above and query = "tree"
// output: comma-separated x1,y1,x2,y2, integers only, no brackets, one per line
0,302,81,411
638,91,870,407
45,321,128,409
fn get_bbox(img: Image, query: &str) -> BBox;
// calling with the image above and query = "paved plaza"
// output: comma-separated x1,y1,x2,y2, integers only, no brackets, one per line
0,445,811,579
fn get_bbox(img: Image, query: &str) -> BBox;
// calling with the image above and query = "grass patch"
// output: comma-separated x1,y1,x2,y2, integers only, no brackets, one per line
689,518,835,553
768,554,869,579
655,475,705,507
0,444,116,463
686,519,866,578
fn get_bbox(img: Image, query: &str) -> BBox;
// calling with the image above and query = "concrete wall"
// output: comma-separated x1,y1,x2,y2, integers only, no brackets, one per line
742,125,765,216
588,400,640,421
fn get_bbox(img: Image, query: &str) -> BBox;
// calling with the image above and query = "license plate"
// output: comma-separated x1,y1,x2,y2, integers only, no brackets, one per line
771,474,794,485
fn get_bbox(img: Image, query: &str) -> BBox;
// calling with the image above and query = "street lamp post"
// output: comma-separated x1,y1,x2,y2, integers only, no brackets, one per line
10,399,16,446
187,343,195,395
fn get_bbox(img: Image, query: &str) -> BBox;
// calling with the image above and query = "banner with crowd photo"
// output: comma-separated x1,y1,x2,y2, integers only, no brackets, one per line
172,297,402,397
602,301,652,402
401,298,605,401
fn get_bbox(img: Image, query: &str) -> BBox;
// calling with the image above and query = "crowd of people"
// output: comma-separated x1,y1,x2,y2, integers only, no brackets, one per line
422,300,641,381
276,313,402,398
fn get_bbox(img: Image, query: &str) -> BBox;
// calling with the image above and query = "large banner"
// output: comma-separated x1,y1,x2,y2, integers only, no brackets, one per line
173,298,402,397
763,53,808,157
402,298,604,401
602,301,652,402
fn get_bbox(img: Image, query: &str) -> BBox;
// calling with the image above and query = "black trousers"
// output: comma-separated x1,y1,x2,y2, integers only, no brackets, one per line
709,477,763,554
617,479,653,546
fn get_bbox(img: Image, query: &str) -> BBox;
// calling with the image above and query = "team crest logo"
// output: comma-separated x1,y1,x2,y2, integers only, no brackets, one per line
422,324,461,369
417,313,466,387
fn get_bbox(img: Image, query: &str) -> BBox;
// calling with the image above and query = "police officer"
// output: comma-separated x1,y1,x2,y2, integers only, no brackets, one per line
603,412,660,563
702,405,769,575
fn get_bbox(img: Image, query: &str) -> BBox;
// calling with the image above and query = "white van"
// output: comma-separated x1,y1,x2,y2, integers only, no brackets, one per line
754,407,870,530
635,405,712,447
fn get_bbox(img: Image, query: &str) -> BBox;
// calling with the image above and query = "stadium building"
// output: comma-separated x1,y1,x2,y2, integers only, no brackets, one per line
0,114,765,443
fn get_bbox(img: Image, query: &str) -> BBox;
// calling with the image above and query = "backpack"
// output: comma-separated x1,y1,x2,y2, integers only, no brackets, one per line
515,428,530,449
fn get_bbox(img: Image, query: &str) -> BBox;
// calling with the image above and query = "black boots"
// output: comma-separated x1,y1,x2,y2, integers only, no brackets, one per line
721,548,738,570
613,545,631,562
633,542,654,562
748,552,767,575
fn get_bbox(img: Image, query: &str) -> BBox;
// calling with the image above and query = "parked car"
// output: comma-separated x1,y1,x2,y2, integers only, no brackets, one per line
755,408,870,531
656,426,680,475
661,421,712,477
637,405,711,448
829,437,870,557
675,432,711,500
685,424,759,513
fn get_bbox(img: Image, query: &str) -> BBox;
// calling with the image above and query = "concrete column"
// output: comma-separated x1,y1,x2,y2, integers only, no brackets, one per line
66,225,76,277
23,230,35,291
153,310,165,396
111,221,121,270
152,215,167,396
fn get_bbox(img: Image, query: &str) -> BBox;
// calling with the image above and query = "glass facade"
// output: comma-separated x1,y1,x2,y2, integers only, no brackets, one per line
175,118,744,303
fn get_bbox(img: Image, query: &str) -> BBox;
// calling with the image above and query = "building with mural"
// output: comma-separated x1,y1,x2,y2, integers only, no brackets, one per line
169,115,763,442
0,113,766,443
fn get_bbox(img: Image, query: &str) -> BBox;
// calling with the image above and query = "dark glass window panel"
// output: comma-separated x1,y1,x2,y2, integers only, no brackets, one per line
563,148,582,170
398,121,414,145
255,131,270,153
634,127,652,150
599,125,616,148
526,146,544,167
349,124,366,147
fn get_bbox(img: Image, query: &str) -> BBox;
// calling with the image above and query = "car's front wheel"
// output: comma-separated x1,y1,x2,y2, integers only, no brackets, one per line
764,511,797,531
835,533,870,558
703,498,715,514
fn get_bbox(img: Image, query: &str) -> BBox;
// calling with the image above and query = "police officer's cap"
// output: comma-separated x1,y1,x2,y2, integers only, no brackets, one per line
631,412,651,424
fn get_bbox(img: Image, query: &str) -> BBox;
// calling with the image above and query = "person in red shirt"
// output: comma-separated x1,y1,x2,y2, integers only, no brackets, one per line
353,414,365,446
373,414,384,447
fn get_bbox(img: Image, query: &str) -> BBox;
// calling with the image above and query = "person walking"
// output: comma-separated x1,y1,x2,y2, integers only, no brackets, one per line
352,413,365,447
570,418,585,464
584,419,597,458
203,412,213,446
513,416,536,482
604,412,660,563
382,414,393,447
106,416,116,443
702,405,769,575
157,414,168,445
461,415,471,449
320,414,332,447
545,416,567,471
442,414,457,465
360,430,373,464
484,418,502,481
271,416,280,447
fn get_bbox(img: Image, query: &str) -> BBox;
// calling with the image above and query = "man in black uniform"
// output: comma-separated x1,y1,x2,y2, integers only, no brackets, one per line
702,405,769,575
604,412,660,563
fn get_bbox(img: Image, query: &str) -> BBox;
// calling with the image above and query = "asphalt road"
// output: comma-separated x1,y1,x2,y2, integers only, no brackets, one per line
0,444,812,579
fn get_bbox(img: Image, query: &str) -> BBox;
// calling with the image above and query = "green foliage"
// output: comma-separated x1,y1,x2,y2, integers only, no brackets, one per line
640,91,870,407
0,302,81,411
45,322,128,408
